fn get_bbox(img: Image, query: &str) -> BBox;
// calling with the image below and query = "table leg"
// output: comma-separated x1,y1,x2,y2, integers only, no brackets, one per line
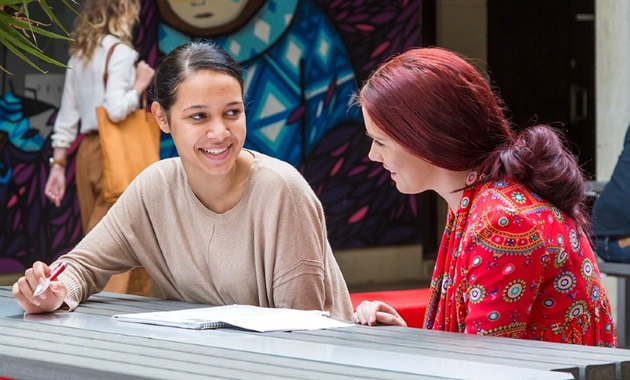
618,276,630,347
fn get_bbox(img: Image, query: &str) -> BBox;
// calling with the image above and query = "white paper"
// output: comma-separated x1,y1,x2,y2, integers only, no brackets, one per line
113,304,352,332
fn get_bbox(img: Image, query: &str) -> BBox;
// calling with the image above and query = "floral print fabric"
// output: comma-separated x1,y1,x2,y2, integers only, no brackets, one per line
424,179,617,347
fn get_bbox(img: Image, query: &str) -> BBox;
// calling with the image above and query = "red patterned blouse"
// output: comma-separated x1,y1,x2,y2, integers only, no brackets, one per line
423,178,617,347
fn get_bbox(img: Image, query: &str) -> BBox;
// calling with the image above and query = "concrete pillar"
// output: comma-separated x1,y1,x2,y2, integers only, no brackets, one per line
596,0,630,178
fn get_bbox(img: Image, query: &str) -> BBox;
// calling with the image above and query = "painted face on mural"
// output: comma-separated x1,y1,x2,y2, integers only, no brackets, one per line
165,0,248,28
157,0,265,36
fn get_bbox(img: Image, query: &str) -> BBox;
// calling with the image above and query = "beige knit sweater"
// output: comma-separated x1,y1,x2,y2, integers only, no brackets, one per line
56,152,353,320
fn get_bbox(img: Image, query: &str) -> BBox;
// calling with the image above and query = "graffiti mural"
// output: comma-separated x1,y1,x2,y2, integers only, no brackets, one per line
0,0,426,273
0,74,83,271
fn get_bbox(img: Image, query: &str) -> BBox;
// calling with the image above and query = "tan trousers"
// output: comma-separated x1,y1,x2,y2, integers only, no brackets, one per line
75,133,154,297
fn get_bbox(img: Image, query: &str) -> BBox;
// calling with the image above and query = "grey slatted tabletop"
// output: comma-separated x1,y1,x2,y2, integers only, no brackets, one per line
0,287,614,379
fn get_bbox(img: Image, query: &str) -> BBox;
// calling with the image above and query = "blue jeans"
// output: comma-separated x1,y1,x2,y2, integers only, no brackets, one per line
595,236,630,263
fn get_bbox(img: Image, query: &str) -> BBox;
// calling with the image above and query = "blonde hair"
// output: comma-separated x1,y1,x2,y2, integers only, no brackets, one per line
69,0,140,62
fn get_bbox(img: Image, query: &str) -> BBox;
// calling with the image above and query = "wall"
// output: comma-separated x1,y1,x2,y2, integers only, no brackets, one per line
596,0,630,178
595,0,630,322
436,0,487,68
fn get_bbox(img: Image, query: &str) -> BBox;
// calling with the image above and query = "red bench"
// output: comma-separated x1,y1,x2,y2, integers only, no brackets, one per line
349,288,431,328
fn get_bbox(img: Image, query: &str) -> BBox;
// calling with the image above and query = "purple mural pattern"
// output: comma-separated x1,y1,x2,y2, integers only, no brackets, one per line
0,127,82,271
302,0,426,248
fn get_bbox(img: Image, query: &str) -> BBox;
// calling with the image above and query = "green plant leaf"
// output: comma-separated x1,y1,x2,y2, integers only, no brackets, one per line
0,12,72,40
0,0,76,73
0,1,31,6
0,26,67,68
0,15,42,51
0,34,48,73
0,33,41,59
46,0,83,33
39,0,70,35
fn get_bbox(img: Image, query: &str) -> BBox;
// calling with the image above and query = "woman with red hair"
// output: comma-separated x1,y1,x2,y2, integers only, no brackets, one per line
353,47,617,347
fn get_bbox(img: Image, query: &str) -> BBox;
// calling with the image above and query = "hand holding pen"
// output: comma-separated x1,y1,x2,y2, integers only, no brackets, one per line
11,260,69,314
33,261,67,297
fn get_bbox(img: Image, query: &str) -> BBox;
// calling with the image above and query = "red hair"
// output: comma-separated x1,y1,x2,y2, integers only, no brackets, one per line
358,47,589,233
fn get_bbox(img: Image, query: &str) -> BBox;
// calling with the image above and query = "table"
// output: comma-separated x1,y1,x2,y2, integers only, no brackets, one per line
598,261,630,348
1,287,629,379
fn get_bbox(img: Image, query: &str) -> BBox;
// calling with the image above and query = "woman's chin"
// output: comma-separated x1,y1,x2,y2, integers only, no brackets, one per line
395,183,425,195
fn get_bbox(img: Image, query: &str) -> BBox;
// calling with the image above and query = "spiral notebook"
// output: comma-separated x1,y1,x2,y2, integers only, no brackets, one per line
113,304,351,332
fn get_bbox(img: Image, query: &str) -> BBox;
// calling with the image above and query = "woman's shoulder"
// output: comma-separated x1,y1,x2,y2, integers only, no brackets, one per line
102,35,138,58
118,158,187,205
470,179,549,226
248,150,316,195
135,157,184,184
250,150,305,180
472,179,571,232
476,179,546,206
466,180,548,255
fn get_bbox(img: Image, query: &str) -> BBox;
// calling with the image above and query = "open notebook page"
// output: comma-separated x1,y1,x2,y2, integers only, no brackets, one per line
113,304,352,332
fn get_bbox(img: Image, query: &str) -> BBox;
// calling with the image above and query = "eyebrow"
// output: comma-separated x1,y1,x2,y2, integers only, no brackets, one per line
365,131,379,140
181,101,244,113
182,105,207,112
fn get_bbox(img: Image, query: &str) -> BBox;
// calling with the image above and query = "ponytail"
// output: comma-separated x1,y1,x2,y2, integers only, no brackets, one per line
477,126,590,234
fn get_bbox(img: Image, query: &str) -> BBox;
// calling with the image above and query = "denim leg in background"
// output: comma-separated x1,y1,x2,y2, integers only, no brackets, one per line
595,237,630,263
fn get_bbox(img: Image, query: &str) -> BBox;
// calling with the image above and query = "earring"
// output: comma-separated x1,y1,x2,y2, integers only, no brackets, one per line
466,171,478,186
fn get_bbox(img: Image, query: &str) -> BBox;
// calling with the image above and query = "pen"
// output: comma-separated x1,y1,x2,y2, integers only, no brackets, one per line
33,262,67,297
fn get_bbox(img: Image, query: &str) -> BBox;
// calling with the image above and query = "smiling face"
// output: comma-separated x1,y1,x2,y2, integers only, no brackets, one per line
153,69,246,180
362,109,436,195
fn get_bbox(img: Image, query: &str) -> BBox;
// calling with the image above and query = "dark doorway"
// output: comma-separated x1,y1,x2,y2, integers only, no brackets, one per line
487,0,596,178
